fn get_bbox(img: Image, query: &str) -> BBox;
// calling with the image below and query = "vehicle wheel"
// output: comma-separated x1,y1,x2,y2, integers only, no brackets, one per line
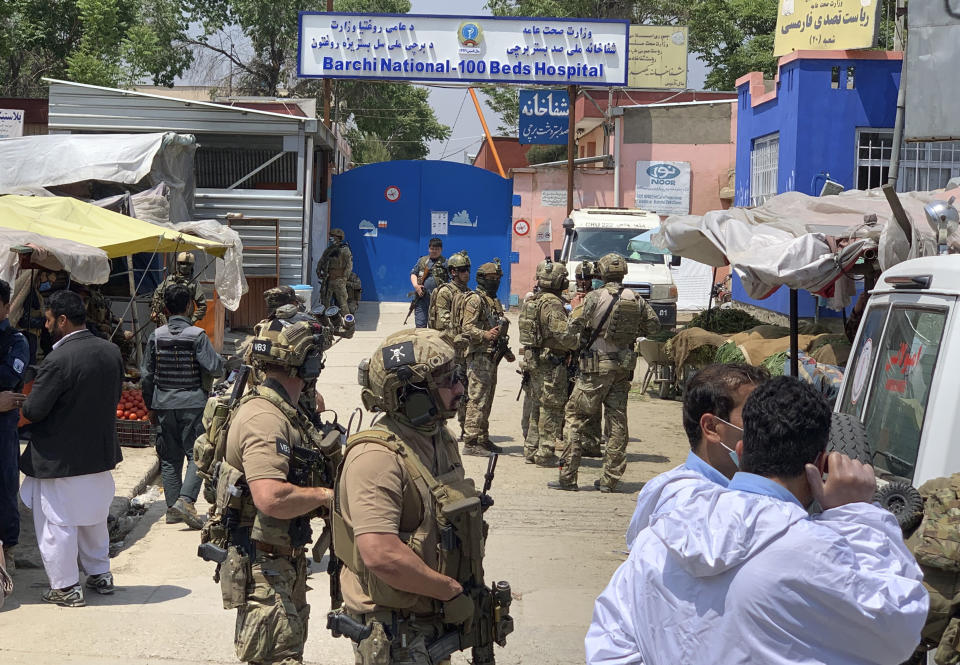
827,412,871,464
875,481,924,532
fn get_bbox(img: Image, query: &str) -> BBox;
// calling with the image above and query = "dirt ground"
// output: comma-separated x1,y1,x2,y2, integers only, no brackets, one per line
0,302,690,665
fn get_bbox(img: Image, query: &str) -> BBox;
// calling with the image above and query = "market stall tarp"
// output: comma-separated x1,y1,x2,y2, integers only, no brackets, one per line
654,189,954,310
0,195,227,259
0,133,197,222
0,229,109,286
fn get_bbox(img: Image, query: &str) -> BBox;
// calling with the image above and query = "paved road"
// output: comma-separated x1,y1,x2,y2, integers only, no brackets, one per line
0,302,688,665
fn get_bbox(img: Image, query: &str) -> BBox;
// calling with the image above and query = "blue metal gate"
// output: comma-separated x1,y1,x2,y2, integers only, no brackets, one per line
331,160,513,303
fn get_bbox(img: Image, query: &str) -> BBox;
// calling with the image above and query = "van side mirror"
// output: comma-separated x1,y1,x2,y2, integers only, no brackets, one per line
553,249,562,262
670,255,681,267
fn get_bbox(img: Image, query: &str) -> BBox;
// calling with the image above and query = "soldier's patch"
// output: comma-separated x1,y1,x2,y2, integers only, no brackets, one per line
383,340,415,369
251,339,272,356
276,437,292,457
12,358,23,373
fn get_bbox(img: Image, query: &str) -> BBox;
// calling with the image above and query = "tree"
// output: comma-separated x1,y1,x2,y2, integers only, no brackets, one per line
0,0,193,96
685,0,778,91
186,0,448,163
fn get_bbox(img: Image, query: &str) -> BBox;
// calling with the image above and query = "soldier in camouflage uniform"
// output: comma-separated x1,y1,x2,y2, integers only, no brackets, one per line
81,285,135,364
569,260,604,458
519,260,578,466
550,253,660,492
211,320,333,665
429,251,471,433
904,474,960,664
151,252,207,326
456,259,514,457
316,228,353,311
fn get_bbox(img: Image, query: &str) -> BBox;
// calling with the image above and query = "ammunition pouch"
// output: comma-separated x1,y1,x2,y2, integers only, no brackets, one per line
578,351,599,373
220,546,250,610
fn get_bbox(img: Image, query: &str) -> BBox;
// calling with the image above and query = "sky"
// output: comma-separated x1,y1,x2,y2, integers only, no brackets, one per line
409,0,710,162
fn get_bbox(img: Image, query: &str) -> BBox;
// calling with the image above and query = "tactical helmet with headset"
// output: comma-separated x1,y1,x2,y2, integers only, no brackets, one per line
535,258,569,293
176,251,195,278
446,250,470,276
249,319,326,381
475,258,502,295
596,252,628,282
358,329,461,426
329,228,346,242
575,260,596,282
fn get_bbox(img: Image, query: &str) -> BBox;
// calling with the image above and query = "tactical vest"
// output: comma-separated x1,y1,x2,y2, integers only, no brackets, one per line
154,324,203,391
518,293,544,348
200,386,337,550
601,288,643,348
332,426,484,610
427,282,450,331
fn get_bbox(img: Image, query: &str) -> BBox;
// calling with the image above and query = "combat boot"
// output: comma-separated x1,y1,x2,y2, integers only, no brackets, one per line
534,453,560,467
547,480,578,491
593,478,618,493
170,497,206,530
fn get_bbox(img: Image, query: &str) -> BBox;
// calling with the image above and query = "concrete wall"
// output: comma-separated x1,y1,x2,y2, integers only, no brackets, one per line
735,50,903,206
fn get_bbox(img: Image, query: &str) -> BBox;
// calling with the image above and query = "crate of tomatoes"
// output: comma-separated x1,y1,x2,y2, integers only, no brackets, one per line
116,387,154,448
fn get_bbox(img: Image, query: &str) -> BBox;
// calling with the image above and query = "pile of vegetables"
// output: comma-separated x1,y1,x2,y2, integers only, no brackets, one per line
117,388,149,421
687,309,764,335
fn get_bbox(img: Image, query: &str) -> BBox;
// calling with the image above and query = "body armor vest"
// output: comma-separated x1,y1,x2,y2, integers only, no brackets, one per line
602,289,643,348
332,425,484,610
518,293,544,348
155,324,203,391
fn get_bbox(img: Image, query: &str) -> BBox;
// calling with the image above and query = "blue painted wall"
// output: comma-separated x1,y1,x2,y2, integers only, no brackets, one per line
331,160,513,304
731,272,861,320
735,56,902,206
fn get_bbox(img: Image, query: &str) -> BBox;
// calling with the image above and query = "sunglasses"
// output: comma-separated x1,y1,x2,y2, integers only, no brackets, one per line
436,367,466,389
455,267,470,273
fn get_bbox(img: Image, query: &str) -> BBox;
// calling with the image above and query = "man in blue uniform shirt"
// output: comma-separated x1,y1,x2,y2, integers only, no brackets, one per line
0,278,29,569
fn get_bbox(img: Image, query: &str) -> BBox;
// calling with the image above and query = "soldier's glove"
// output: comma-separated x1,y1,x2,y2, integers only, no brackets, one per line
442,592,475,625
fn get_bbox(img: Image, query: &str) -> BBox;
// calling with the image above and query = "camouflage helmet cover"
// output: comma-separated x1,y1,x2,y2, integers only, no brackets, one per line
475,259,502,278
535,259,569,291
264,285,299,309
360,328,457,418
250,319,324,374
176,252,195,265
446,250,470,271
575,260,596,281
329,228,345,240
596,252,627,281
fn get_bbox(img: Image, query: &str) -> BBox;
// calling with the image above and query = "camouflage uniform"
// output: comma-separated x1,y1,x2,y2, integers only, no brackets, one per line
151,275,206,326
457,261,511,456
84,286,134,364
554,254,660,491
429,254,471,434
906,474,960,664
519,261,578,464
569,294,603,458
317,229,353,311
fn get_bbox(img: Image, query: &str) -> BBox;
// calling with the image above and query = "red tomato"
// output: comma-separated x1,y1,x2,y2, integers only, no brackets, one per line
116,410,124,418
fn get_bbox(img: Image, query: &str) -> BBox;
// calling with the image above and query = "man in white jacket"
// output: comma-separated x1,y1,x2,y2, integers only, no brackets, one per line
587,376,928,665
625,363,769,547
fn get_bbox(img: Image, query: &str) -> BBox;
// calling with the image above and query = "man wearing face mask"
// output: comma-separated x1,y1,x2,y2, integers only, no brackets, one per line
624,363,769,548
150,252,207,326
330,328,514,664
586,376,929,665
214,319,334,664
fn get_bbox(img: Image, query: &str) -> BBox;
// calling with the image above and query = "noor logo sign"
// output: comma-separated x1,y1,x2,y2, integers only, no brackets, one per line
645,163,681,183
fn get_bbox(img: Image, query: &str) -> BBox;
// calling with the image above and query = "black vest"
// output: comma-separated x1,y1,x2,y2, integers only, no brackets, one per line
155,325,202,391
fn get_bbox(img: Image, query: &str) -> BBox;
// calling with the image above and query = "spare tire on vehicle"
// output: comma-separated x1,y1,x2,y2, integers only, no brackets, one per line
875,481,924,532
827,412,872,464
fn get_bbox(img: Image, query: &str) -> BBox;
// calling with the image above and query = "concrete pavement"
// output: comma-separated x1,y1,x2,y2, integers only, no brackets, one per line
0,301,689,665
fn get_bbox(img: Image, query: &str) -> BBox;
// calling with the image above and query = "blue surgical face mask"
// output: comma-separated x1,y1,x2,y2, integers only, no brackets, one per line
591,279,604,290
714,416,744,469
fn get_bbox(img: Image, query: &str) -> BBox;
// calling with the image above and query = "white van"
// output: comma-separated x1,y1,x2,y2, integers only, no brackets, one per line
563,208,679,328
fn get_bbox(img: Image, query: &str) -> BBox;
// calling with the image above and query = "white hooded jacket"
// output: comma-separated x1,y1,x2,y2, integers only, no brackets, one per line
587,473,929,665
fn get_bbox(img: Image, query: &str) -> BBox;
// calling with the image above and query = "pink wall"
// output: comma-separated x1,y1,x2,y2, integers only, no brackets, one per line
509,102,737,298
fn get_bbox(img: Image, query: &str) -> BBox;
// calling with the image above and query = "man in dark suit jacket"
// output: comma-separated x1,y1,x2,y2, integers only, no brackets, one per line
19,290,123,607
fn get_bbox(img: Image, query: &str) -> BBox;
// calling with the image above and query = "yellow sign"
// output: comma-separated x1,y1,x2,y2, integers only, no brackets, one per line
774,0,880,56
627,26,688,90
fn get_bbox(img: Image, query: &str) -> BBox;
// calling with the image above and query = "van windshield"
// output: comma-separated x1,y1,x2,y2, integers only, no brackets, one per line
571,228,668,265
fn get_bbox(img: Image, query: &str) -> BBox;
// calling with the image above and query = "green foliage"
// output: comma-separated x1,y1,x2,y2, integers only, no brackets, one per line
478,85,519,136
0,0,192,96
526,144,567,164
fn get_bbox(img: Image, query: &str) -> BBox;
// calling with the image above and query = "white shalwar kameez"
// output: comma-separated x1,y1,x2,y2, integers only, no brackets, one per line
20,471,114,589
586,472,929,665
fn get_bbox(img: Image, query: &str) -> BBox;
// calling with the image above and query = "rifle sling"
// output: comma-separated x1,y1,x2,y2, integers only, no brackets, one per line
583,287,624,353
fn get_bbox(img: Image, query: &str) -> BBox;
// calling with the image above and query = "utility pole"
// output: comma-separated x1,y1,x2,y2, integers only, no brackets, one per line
887,0,906,188
323,0,334,127
566,84,577,215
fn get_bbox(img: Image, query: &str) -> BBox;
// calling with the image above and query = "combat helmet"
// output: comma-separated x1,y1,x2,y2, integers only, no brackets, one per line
329,228,345,242
535,258,569,292
446,250,470,275
176,251,195,277
574,260,596,281
475,258,502,295
596,252,627,282
264,285,299,312
358,329,460,425
249,319,326,380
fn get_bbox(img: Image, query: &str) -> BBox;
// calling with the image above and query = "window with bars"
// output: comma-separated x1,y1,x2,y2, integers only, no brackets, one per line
750,133,779,206
855,129,960,192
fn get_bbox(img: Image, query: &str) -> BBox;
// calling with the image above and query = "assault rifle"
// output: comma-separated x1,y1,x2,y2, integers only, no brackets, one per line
515,367,530,401
492,317,515,364
404,259,435,325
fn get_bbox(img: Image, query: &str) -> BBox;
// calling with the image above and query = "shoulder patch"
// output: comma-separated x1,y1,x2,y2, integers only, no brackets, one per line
12,358,24,374
276,437,292,457
252,338,272,356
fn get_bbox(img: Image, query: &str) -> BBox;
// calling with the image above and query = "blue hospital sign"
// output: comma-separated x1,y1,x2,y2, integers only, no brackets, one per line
298,12,629,86
518,89,569,145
